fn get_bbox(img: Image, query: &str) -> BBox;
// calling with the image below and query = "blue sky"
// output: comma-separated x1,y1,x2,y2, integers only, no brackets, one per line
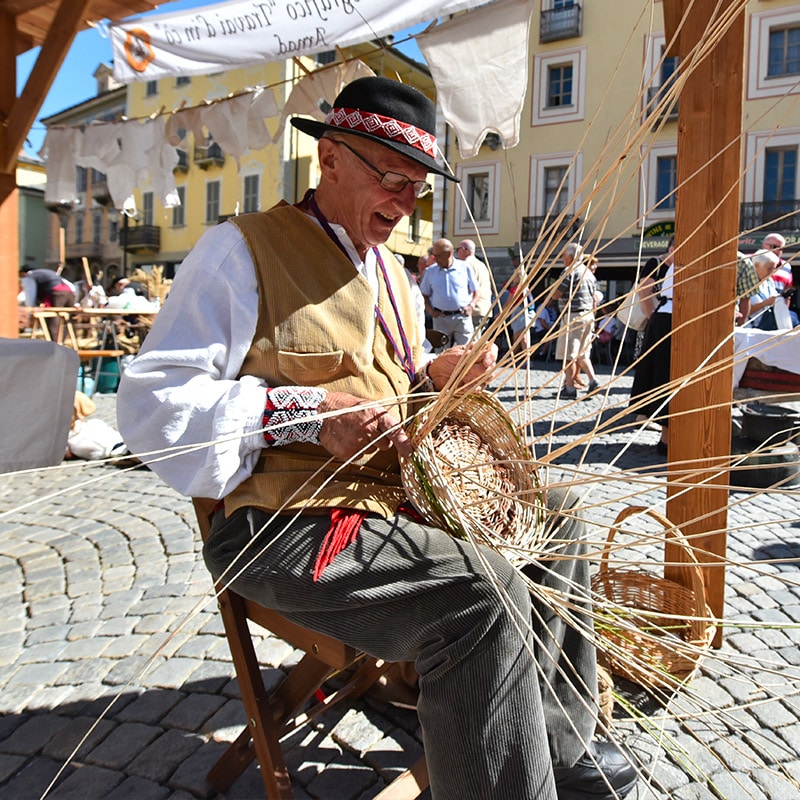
17,0,427,158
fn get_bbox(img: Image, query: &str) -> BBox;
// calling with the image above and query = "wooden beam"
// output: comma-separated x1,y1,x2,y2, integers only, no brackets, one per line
666,1,746,647
662,0,688,58
0,10,19,338
3,0,93,174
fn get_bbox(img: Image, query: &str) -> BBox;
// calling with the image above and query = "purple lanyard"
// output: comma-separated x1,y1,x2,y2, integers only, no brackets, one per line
303,191,416,382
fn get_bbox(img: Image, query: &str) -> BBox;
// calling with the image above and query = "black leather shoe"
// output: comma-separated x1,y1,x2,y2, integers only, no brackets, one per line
553,741,637,800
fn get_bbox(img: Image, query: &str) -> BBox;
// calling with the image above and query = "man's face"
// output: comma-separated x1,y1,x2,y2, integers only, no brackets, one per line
456,242,469,259
431,242,455,268
763,237,784,258
317,135,428,255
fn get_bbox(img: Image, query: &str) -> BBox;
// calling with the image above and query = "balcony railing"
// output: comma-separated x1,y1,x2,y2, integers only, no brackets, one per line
121,224,161,252
521,214,582,243
740,201,800,234
194,143,225,168
174,149,189,173
645,85,679,122
66,242,104,260
540,4,582,43
92,179,112,205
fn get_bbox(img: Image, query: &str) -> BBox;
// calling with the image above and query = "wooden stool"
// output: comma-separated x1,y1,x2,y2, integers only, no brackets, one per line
192,498,428,798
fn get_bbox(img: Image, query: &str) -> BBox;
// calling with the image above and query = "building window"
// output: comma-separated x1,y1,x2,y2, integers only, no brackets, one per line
532,47,586,125
454,162,501,235
206,180,221,224
547,64,573,108
74,213,84,243
749,11,800,99
172,186,186,227
76,166,87,193
142,191,154,226
768,26,800,78
109,217,118,243
764,146,798,209
243,174,260,213
92,209,103,243
175,75,191,86
315,50,337,65
544,165,570,215
655,156,677,210
145,80,158,96
641,142,677,223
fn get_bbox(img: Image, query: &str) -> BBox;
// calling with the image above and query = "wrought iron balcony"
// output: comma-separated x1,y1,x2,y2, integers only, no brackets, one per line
645,86,679,122
174,149,189,173
521,214,582,243
121,224,161,252
194,142,225,169
92,179,112,205
740,201,800,234
540,4,582,43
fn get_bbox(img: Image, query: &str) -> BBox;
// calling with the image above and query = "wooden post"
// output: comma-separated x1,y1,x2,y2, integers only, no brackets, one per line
665,1,746,646
0,10,18,338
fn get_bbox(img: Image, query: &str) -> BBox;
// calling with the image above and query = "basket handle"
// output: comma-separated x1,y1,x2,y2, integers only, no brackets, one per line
598,505,709,622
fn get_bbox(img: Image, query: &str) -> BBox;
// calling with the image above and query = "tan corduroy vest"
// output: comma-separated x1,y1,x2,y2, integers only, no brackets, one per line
225,202,423,518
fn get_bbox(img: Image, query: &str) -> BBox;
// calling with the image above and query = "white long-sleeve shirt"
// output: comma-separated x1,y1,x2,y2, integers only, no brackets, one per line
117,218,423,501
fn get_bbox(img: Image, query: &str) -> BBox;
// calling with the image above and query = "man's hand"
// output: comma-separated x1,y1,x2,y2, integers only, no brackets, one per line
427,343,498,391
318,392,412,460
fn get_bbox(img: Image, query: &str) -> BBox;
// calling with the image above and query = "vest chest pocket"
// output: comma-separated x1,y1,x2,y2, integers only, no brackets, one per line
278,350,347,385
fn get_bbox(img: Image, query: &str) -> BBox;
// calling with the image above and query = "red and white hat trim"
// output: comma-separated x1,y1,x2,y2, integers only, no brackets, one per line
324,107,437,159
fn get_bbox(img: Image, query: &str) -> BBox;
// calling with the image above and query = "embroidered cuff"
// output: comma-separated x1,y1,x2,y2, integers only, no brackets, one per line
413,362,436,395
263,386,327,447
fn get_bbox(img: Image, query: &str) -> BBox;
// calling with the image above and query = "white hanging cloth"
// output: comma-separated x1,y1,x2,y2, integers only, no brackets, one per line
247,86,279,150
417,0,534,159
39,128,79,206
200,94,256,167
274,60,376,140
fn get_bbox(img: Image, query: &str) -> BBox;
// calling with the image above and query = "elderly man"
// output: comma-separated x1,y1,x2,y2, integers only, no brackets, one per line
552,243,599,398
457,238,494,332
118,77,634,800
419,237,479,345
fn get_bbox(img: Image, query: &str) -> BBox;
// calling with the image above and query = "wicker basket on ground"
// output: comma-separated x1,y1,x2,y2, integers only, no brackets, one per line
591,506,716,689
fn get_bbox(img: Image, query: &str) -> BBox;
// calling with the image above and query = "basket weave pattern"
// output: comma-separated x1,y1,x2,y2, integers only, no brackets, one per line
591,506,716,689
401,393,546,561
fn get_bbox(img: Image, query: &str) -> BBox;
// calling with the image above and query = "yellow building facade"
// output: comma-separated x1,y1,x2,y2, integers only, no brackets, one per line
439,0,800,294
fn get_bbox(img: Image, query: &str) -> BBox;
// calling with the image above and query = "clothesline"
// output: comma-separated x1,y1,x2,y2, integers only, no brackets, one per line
40,0,534,212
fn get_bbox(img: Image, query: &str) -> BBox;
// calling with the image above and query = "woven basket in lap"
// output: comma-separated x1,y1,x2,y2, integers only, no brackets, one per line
400,392,546,563
591,506,716,689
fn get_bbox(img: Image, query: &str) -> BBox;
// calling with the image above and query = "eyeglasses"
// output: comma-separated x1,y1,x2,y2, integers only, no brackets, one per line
334,139,433,198
765,243,783,250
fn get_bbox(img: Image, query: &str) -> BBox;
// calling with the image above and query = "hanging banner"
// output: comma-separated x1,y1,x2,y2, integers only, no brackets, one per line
110,0,495,83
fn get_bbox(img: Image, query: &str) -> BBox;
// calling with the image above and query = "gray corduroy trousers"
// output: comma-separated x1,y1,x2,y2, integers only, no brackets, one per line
204,488,598,800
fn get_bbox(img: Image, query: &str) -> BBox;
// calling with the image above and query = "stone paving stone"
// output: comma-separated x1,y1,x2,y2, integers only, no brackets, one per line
749,697,798,729
0,713,72,756
60,635,115,660
83,720,162,771
332,708,391,754
51,763,124,798
168,739,229,799
362,728,424,781
16,640,68,664
142,657,203,690
104,655,164,686
306,750,378,799
102,633,150,659
42,716,117,762
107,774,171,800
160,693,227,732
0,755,74,800
707,770,768,800
0,752,26,784
115,688,185,725
200,697,247,742
127,727,204,783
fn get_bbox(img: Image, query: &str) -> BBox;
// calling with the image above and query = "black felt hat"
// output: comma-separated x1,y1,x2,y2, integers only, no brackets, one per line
290,76,456,181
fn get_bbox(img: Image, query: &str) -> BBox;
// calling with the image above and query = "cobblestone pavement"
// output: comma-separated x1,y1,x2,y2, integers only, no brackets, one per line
2,363,800,799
